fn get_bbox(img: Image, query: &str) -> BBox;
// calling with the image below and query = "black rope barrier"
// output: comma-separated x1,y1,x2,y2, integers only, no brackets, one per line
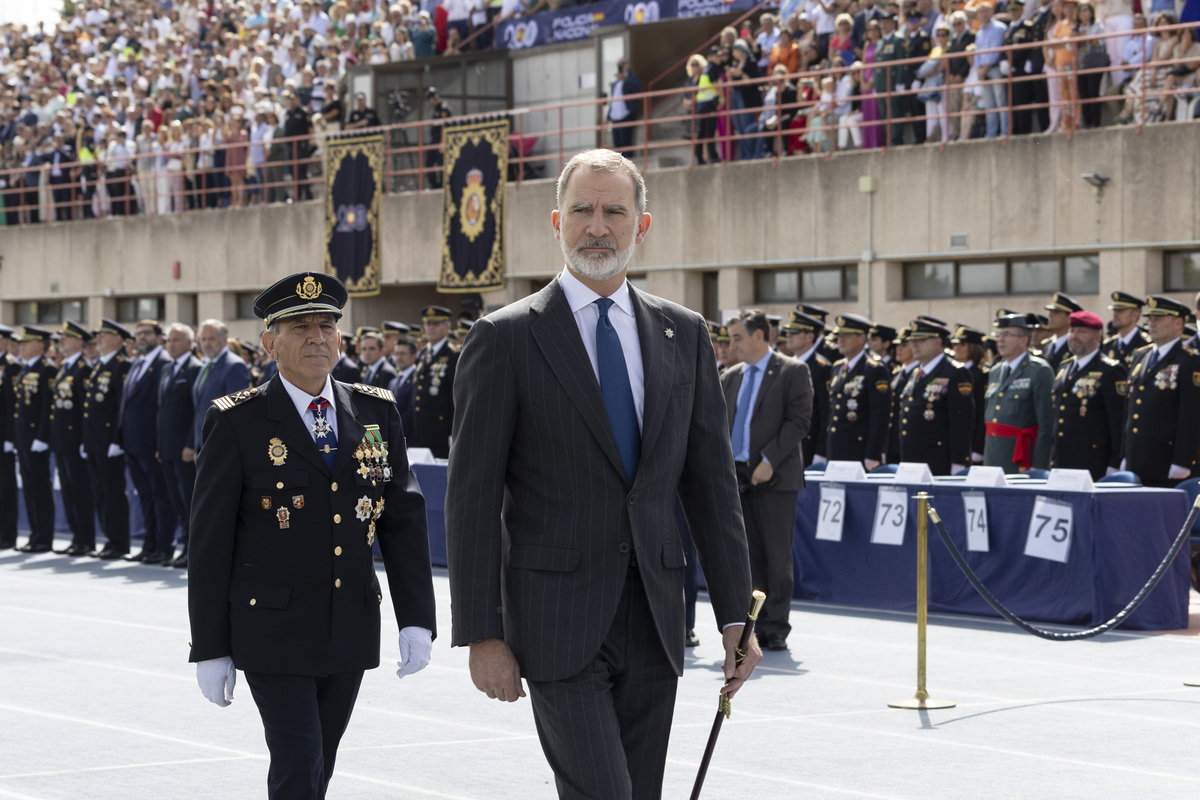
927,498,1200,641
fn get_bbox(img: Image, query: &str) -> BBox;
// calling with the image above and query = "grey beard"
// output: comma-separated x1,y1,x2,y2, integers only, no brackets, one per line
561,238,635,282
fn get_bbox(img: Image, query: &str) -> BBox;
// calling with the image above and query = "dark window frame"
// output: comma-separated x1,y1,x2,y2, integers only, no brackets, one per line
1164,250,1200,291
754,265,859,304
903,255,1100,299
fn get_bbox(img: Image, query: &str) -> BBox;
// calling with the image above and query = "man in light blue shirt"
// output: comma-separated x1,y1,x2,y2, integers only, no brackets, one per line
974,4,1009,138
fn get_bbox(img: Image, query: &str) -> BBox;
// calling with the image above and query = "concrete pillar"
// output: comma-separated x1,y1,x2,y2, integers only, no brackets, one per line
717,267,754,320
645,269,703,309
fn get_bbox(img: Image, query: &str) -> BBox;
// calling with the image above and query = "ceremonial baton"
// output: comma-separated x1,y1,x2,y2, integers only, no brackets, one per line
689,590,766,800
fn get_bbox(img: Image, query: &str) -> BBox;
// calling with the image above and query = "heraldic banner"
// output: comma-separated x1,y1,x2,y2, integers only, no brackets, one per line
439,119,508,293
325,133,383,298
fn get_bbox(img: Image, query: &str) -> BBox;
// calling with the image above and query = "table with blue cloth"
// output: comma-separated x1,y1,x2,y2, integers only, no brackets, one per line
792,477,1191,631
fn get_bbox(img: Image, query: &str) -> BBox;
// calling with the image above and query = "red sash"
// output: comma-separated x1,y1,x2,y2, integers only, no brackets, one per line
984,422,1039,471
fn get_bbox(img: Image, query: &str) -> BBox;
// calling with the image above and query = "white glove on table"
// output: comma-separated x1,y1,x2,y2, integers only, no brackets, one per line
1119,458,1127,471
107,443,124,458
196,657,236,707
31,439,49,453
812,455,828,465
396,626,433,679
1105,466,1117,476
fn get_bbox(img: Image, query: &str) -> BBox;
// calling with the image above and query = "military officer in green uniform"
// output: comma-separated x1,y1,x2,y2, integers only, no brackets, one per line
1121,295,1200,488
1102,291,1152,366
826,313,892,470
188,271,437,800
783,311,832,467
50,321,98,556
983,313,1054,473
410,304,460,458
873,13,908,146
896,320,974,475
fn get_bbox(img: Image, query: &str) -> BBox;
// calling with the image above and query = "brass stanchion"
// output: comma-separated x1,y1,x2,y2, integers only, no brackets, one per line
889,493,956,710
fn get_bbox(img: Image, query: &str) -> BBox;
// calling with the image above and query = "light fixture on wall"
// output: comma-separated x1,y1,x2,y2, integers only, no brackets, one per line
1081,173,1110,194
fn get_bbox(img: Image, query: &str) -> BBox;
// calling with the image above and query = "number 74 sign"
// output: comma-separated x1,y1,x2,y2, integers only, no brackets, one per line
1023,495,1074,563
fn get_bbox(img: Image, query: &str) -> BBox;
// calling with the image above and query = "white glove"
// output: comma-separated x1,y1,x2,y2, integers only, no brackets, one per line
396,626,433,679
2,441,12,454
1000,60,1011,77
1119,458,1127,471
951,463,965,475
1106,466,1117,476
1024,60,1033,74
971,452,984,464
196,656,236,707
1169,464,1191,480
107,443,124,458
80,444,88,460
31,439,49,453
812,454,828,465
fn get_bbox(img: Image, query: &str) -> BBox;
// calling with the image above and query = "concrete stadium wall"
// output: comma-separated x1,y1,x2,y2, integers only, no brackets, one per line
2,122,1198,342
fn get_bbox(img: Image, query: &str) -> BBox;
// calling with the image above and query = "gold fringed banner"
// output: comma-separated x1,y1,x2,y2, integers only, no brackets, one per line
439,120,508,293
324,134,383,298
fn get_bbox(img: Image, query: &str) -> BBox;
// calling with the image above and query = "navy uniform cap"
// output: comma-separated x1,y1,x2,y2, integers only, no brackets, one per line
19,325,53,343
993,313,1036,330
832,313,873,334
1107,291,1144,310
715,325,731,344
1144,295,1191,317
907,319,949,340
355,325,381,339
0,324,14,339
995,307,1019,319
97,318,134,339
60,320,94,342
706,320,721,338
253,271,348,327
869,324,897,342
382,321,412,335
783,311,823,333
1045,292,1084,313
421,305,453,323
915,314,947,327
894,326,911,344
797,303,829,322
950,323,985,345
455,318,475,338
767,314,783,326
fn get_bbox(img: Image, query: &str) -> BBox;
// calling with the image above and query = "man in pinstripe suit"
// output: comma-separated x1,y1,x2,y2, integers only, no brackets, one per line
446,150,760,800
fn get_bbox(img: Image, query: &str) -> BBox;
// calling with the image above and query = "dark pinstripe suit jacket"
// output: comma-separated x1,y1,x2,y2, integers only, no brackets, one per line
446,277,752,683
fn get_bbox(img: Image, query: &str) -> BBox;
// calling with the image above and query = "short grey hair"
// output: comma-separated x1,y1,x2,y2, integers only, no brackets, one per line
556,149,648,216
199,318,229,337
167,322,195,340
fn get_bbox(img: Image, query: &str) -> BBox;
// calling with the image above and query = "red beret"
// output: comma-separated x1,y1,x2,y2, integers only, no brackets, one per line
1069,310,1103,330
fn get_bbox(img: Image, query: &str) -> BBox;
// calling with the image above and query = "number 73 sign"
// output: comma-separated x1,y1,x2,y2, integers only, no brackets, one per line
1023,495,1074,563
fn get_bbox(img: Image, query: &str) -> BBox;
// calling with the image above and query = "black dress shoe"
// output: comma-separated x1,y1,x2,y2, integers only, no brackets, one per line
97,547,127,560
18,543,52,553
123,551,149,562
764,634,788,652
684,630,700,648
142,552,164,565
169,554,188,569
54,546,74,555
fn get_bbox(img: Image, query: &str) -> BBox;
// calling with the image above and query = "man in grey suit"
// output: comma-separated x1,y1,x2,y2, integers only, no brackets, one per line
721,309,812,652
446,150,760,800
188,319,252,458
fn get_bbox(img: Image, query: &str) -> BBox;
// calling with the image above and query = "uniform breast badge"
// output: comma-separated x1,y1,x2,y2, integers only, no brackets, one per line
268,437,288,466
311,414,333,439
354,425,391,485
356,496,373,522
261,496,272,510
276,507,291,529
292,495,304,509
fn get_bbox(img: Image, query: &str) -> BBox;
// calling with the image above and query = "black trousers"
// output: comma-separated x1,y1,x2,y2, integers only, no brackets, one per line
17,448,54,548
243,669,365,800
87,452,130,552
126,452,178,556
527,568,679,800
694,100,720,164
107,169,128,216
736,463,799,641
0,450,19,547
55,446,95,549
22,186,40,223
611,119,635,158
1078,70,1103,128
160,457,196,552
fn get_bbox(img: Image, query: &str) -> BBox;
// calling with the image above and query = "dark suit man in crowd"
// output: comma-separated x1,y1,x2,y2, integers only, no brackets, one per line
0,325,19,549
446,150,759,800
783,311,830,467
886,327,918,466
950,324,990,464
608,58,642,158
357,331,397,389
983,313,1054,473
13,326,57,552
49,321,97,556
722,309,812,652
410,305,459,458
121,319,177,563
188,271,436,799
158,323,202,568
1102,291,1152,366
1121,296,1200,488
83,320,133,558
1049,311,1127,480
387,337,419,440
825,314,892,469
897,320,974,475
1038,292,1084,373
191,319,252,456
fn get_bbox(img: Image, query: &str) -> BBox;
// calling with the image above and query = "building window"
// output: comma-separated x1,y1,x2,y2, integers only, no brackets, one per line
1165,251,1200,291
117,296,166,322
904,255,1099,299
11,299,88,326
236,292,259,320
756,266,857,303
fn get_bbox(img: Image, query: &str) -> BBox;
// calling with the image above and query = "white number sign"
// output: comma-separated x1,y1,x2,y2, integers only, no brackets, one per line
962,491,990,552
871,486,909,546
815,484,847,542
1023,495,1074,563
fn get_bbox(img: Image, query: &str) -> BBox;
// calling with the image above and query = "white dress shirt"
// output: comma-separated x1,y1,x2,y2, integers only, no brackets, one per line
559,268,646,428
278,372,338,443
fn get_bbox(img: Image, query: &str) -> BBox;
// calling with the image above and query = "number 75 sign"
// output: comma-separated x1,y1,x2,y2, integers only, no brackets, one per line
1023,495,1074,563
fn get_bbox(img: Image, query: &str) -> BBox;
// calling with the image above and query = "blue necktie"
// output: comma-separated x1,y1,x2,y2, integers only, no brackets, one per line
309,397,338,473
730,364,758,461
594,298,640,483
1148,349,1160,370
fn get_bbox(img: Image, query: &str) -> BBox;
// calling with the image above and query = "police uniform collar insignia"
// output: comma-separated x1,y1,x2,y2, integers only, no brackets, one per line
268,438,288,466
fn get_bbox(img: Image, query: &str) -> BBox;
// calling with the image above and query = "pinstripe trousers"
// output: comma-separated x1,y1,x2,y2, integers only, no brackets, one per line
526,566,679,800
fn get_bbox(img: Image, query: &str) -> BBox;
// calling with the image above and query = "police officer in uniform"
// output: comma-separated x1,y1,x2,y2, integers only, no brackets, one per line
13,326,58,552
887,326,918,465
797,303,840,364
826,314,892,469
83,320,133,559
1121,295,1200,488
50,321,98,556
1038,292,1084,373
869,324,899,374
783,311,831,467
1102,291,1152,366
1049,311,1128,480
897,319,974,475
410,304,460,458
188,271,436,799
0,325,19,549
950,323,989,464
983,313,1054,473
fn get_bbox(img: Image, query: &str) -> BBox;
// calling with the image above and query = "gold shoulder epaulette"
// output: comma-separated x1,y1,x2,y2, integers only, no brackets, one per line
1100,355,1120,367
1133,343,1155,355
815,353,831,367
447,341,462,353
353,383,396,403
212,387,261,412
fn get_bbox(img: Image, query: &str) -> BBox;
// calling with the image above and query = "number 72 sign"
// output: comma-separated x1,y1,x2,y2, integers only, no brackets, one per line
1023,495,1075,563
